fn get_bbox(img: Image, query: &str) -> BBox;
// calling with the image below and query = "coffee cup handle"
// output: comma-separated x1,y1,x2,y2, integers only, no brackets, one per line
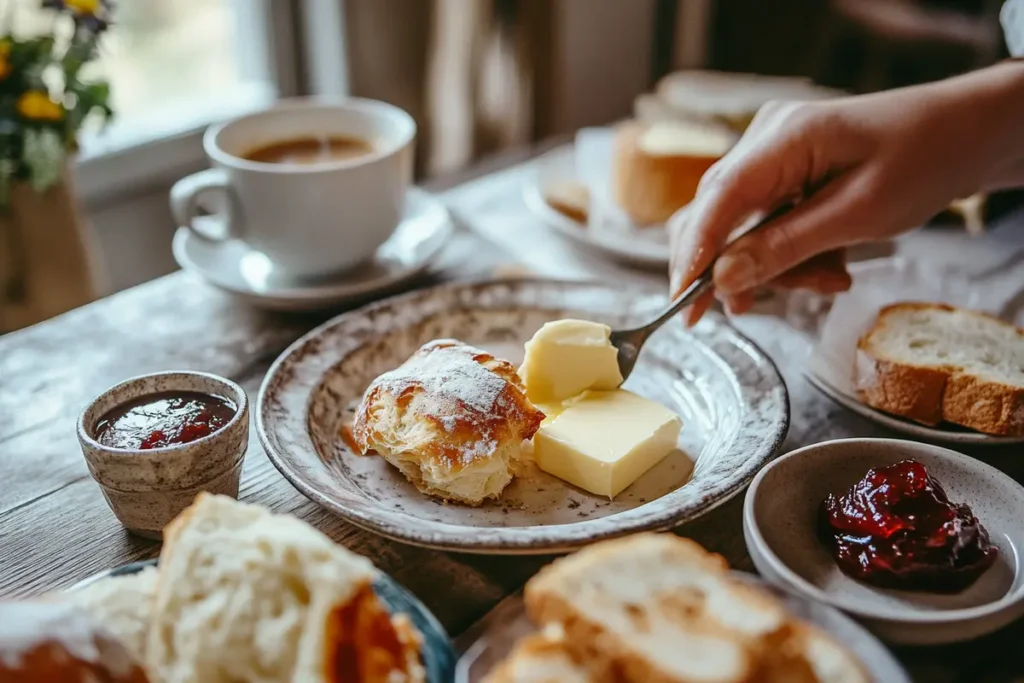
170,168,240,243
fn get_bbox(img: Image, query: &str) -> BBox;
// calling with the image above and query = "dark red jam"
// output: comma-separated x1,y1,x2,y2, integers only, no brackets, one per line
819,459,998,593
94,391,236,450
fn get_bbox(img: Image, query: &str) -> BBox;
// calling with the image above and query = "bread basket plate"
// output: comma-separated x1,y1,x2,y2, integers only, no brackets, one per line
523,146,669,268
804,258,1024,446
257,279,789,554
452,573,911,683
72,559,457,683
806,348,1024,446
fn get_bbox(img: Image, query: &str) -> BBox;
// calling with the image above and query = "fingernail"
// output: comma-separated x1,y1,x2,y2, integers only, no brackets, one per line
715,251,759,294
669,270,683,298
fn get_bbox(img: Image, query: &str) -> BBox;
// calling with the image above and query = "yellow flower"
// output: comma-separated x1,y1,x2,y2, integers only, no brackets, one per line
17,91,64,122
0,42,10,81
65,0,101,14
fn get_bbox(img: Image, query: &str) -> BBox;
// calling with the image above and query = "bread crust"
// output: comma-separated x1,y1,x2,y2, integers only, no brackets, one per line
855,302,1024,436
612,121,724,226
521,533,868,683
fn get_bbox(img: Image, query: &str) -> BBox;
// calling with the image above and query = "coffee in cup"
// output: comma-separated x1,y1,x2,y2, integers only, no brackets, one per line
242,135,375,165
170,98,415,279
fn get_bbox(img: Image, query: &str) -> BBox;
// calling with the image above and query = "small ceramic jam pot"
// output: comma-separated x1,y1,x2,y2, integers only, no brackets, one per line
77,371,248,539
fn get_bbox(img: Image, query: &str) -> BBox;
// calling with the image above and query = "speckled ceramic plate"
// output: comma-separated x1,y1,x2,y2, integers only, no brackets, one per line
257,279,789,554
454,574,911,683
73,559,456,683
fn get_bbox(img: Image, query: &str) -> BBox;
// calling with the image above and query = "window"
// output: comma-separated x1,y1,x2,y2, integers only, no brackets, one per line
5,0,318,204
95,0,273,125
11,0,280,152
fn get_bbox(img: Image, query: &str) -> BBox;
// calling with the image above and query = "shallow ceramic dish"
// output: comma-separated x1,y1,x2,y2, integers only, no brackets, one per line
73,559,456,683
77,371,248,539
744,438,1024,645
453,574,911,683
257,279,789,554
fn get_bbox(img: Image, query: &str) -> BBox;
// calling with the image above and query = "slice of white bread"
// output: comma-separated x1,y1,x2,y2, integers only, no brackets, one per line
524,534,867,683
147,493,423,683
855,302,1024,436
543,181,590,224
484,625,593,683
65,566,158,664
612,120,734,225
653,70,842,133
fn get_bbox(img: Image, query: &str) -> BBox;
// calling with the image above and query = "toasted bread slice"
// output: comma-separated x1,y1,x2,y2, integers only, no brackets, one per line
524,534,868,683
148,493,423,683
543,181,590,224
485,626,594,683
525,534,792,683
855,302,1024,436
65,566,158,664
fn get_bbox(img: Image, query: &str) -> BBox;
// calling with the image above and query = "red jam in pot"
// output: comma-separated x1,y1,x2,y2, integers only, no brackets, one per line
819,459,998,593
94,391,236,450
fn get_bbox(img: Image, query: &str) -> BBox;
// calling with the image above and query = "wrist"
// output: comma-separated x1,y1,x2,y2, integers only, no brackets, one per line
945,62,1024,191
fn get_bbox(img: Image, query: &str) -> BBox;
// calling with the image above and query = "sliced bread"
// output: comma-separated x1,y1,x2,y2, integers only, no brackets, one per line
612,119,734,225
855,302,1024,436
484,625,594,683
524,534,868,683
65,565,158,664
653,70,842,133
147,493,423,683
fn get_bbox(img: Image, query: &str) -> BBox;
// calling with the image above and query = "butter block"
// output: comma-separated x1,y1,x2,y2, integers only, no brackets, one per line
519,319,623,405
534,389,681,498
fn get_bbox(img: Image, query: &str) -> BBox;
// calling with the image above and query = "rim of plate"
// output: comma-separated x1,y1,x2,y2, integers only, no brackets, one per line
804,367,1024,446
257,278,790,553
522,171,667,268
744,437,1024,624
172,188,451,301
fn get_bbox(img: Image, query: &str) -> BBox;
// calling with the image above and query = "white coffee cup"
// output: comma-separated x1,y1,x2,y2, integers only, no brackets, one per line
170,98,415,278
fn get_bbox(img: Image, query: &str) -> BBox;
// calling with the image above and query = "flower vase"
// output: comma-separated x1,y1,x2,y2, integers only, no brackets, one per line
0,167,102,333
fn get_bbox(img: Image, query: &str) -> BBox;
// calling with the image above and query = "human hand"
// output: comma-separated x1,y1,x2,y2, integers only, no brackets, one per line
669,62,1024,325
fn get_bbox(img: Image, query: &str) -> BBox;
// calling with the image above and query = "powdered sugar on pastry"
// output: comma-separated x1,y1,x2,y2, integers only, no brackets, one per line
373,340,512,422
353,340,545,504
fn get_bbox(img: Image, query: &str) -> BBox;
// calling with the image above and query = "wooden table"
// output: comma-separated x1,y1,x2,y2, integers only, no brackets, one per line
3,146,1024,682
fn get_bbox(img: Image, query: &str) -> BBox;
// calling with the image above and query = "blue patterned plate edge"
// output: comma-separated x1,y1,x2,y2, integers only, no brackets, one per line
74,559,456,683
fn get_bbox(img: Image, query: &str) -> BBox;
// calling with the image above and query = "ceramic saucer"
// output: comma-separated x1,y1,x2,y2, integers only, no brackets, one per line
744,438,1024,645
172,188,453,312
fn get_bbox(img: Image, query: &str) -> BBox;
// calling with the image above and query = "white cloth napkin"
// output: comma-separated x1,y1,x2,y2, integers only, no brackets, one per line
1002,0,1024,57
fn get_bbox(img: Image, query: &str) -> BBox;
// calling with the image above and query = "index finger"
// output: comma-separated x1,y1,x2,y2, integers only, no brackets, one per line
668,177,762,299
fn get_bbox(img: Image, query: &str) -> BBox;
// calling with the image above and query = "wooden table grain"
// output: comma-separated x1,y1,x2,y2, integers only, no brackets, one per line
2,146,1024,682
